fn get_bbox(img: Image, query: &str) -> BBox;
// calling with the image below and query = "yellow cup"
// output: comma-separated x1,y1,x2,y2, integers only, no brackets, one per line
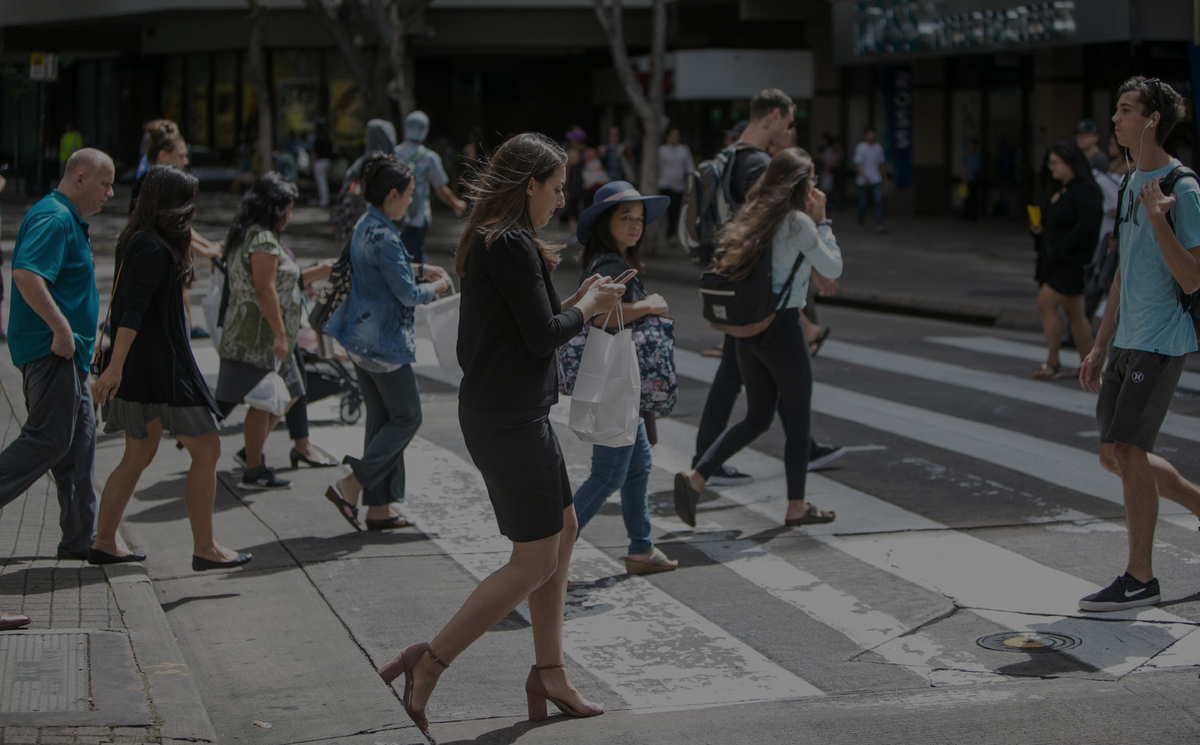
1027,205,1042,229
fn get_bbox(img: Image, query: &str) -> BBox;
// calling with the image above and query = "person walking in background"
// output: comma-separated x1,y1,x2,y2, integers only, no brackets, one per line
658,126,693,247
58,123,84,179
562,127,587,233
1029,143,1102,380
311,122,336,208
962,137,982,221
89,166,251,572
378,133,623,735
1078,76,1200,611
333,119,398,242
600,126,635,184
854,126,887,233
135,120,179,180
394,111,467,265
818,134,843,212
571,181,678,575
0,149,113,560
321,153,450,532
675,148,843,529
216,173,319,490
1075,120,1110,173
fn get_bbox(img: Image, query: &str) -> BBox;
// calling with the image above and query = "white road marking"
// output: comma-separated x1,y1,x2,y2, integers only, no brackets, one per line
927,335,1200,392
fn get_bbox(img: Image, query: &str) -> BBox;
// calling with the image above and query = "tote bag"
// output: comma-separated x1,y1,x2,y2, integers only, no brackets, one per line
568,307,640,448
423,285,462,380
630,314,677,417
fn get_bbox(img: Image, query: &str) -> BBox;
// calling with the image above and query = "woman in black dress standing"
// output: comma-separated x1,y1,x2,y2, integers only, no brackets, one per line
376,133,625,734
1031,142,1103,380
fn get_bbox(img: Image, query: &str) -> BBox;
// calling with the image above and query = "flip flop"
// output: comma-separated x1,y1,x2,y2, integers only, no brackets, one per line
1031,363,1061,381
324,485,364,532
624,546,679,575
673,472,700,527
784,503,836,527
365,514,415,531
809,327,832,357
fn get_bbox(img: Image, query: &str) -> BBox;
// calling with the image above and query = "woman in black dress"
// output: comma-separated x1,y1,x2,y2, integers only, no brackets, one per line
90,166,251,571
1031,142,1103,380
376,133,625,734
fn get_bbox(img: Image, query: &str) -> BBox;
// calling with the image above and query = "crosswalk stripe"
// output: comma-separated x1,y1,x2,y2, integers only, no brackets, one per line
927,335,1200,392
818,339,1200,444
308,427,825,710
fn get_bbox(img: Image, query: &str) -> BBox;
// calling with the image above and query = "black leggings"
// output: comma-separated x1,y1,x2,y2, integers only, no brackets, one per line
695,309,812,502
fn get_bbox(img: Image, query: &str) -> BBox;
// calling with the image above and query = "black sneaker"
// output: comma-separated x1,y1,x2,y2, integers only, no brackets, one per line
1079,573,1161,612
707,465,753,486
808,443,848,472
233,448,266,471
241,464,290,490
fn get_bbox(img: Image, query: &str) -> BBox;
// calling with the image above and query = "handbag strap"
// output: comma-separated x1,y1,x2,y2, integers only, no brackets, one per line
92,251,128,370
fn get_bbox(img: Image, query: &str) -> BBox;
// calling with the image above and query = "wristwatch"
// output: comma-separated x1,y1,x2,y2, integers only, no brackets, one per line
817,219,833,227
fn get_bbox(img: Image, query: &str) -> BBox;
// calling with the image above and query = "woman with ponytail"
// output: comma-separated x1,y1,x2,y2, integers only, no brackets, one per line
90,166,251,571
322,153,450,531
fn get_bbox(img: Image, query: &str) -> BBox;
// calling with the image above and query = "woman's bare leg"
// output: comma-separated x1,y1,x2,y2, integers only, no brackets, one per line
176,430,240,563
242,409,281,469
1063,295,1094,364
92,421,162,555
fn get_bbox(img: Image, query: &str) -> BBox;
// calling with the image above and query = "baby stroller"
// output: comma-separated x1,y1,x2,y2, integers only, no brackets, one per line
299,343,363,425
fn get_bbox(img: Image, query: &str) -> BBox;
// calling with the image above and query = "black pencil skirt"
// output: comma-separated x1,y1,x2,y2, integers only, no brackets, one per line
459,403,573,543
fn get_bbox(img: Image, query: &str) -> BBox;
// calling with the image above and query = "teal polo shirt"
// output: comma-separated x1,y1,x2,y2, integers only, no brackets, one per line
8,190,100,372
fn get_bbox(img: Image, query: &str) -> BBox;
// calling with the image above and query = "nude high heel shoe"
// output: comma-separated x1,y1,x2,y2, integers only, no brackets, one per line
378,642,448,733
524,663,604,722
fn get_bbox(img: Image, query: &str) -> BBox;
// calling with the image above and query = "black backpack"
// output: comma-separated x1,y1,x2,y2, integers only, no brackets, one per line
678,144,748,268
698,244,806,338
1112,165,1200,337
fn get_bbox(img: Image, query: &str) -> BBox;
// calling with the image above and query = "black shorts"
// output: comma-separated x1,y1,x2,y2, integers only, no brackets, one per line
459,404,572,543
1096,347,1186,453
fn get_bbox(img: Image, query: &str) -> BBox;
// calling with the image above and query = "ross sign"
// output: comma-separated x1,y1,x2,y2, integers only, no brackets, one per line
880,66,913,190
852,1,1076,58
29,52,58,82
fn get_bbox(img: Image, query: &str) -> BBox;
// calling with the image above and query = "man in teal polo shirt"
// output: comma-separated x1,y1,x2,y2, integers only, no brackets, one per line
0,148,113,561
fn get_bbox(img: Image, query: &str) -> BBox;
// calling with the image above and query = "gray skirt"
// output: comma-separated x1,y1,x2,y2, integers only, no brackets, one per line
215,357,305,407
102,398,219,440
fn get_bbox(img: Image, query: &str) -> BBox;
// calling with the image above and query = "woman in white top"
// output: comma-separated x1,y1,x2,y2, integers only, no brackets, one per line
674,148,842,527
657,126,693,246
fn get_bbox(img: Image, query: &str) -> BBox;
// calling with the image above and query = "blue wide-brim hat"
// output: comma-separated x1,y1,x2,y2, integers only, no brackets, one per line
577,181,670,245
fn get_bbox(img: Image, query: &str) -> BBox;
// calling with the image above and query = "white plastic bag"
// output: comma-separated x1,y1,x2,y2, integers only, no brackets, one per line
202,263,225,347
569,307,640,447
244,365,291,416
424,288,462,380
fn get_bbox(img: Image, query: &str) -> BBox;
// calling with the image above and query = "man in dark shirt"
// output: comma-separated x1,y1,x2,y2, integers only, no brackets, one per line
692,89,848,485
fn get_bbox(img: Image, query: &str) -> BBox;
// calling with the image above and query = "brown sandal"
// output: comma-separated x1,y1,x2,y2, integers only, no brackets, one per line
1031,363,1061,380
784,503,836,526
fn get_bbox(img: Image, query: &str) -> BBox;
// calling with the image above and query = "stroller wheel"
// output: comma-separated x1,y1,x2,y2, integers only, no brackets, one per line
339,393,362,425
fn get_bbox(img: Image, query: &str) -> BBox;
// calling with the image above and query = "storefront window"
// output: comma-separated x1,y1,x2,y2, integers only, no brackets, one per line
162,57,183,127
273,50,319,143
188,55,210,147
214,53,237,151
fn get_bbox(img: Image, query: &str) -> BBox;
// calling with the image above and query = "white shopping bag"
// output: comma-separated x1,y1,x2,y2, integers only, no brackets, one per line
569,308,640,447
244,365,291,416
202,262,226,347
423,288,462,379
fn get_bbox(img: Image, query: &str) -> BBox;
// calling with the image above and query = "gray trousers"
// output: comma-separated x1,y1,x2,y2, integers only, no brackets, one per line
345,364,421,506
0,354,97,556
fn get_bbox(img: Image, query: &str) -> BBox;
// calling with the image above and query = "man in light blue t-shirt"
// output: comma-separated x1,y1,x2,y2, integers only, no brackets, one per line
393,111,466,265
1079,77,1200,612
0,148,113,562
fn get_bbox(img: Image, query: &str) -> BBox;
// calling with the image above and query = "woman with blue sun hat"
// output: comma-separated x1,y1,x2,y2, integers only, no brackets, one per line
569,180,680,576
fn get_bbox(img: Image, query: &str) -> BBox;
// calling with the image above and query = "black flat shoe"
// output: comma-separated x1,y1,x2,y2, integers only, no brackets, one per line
56,549,89,561
290,447,338,468
191,553,253,572
87,548,147,565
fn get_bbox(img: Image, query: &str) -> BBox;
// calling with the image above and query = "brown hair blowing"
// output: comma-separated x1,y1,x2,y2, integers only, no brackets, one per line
454,132,568,277
712,147,815,280
116,165,198,285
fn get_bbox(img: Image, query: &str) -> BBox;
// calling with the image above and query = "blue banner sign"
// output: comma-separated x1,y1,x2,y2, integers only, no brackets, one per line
854,1,1076,57
880,65,913,190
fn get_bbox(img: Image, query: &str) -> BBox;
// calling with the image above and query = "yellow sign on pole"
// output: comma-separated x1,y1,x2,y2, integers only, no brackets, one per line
29,52,58,82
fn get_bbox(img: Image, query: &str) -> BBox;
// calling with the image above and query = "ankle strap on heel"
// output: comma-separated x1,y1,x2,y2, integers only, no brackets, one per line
426,648,450,669
532,662,565,671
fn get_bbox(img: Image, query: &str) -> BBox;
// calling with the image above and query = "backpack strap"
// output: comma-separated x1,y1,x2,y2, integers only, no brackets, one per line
719,143,749,213
774,234,811,312
1160,165,1199,232
1112,169,1133,249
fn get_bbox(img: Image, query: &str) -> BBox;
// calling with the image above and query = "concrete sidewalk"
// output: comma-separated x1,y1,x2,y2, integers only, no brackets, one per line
0,357,218,744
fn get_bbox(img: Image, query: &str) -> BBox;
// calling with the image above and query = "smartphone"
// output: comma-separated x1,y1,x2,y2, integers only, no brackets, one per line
613,268,638,285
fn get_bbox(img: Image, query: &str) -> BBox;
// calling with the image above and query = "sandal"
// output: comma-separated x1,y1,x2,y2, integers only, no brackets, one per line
809,327,832,357
1031,363,1061,381
784,503,837,527
365,514,415,531
624,546,679,576
1056,367,1081,380
324,485,364,532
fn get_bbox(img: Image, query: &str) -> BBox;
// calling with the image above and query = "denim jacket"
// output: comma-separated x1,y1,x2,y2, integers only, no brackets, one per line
325,205,436,364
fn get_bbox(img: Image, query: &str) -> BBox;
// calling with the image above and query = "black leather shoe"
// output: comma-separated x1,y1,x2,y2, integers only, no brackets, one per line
290,447,338,468
56,549,89,561
87,548,147,565
192,553,253,572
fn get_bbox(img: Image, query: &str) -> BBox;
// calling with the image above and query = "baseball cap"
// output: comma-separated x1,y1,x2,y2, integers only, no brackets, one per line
1075,119,1099,135
725,120,749,139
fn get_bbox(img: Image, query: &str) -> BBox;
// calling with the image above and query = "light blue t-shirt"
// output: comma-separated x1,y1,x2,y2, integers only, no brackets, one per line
1114,159,1200,357
8,190,100,372
394,141,449,228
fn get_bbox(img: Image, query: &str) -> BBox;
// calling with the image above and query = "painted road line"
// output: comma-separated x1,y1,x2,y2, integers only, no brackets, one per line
927,335,1200,392
309,426,825,711
819,340,1200,445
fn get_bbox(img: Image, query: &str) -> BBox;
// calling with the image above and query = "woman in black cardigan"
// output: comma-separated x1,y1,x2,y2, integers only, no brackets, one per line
90,166,252,571
376,133,624,734
1031,142,1103,380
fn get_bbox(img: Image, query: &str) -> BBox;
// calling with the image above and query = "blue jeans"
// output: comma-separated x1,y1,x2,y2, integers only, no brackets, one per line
572,421,653,555
400,222,429,265
856,182,883,226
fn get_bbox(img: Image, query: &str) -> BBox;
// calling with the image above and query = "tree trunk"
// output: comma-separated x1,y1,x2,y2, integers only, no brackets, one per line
247,0,273,176
306,0,392,121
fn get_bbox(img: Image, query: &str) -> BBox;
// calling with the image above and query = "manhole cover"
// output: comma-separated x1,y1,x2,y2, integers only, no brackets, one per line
977,631,1081,653
0,633,90,712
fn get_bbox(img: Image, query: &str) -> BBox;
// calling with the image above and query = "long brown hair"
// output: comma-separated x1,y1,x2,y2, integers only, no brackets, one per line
712,147,814,280
454,132,567,277
115,165,198,285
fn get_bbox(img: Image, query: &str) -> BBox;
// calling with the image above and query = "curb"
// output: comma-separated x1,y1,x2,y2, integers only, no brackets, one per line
0,354,219,744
